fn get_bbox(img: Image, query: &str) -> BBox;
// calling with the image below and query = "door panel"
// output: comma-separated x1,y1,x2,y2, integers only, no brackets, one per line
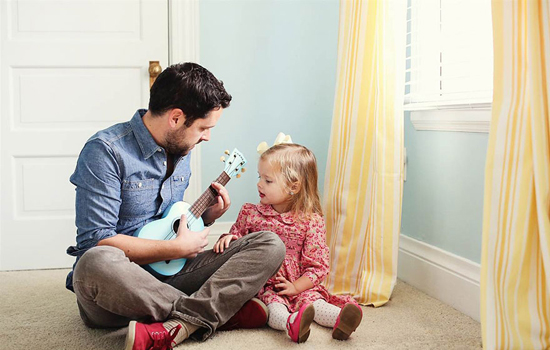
0,0,169,270
15,67,142,125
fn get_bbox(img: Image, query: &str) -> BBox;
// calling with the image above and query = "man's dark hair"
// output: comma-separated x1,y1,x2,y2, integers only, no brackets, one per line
148,62,232,127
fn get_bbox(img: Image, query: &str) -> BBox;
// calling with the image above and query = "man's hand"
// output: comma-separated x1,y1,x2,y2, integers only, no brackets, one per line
174,214,209,258
213,234,238,253
275,274,300,297
202,182,231,225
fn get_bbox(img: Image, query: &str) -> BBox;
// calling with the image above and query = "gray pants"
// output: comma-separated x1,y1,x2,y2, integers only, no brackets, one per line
72,231,285,340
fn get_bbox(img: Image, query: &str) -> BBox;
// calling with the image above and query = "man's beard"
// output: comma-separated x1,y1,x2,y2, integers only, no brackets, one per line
164,128,193,156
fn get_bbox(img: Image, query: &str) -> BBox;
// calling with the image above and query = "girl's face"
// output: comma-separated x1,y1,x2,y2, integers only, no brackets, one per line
257,159,292,213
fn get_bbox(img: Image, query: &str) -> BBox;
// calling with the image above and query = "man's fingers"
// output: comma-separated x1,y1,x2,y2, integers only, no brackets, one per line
222,193,231,208
212,182,230,209
178,214,187,230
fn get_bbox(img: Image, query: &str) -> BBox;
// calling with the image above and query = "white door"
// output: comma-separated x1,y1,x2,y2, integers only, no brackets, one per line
0,0,169,270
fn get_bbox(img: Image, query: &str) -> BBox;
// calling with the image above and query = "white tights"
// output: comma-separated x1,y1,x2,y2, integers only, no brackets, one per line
267,299,341,330
312,299,340,327
267,303,291,330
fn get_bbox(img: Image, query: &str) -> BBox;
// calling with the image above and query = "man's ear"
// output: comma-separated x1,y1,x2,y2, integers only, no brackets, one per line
167,108,186,128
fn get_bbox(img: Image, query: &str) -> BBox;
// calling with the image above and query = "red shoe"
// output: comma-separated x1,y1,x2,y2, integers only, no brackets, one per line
218,297,269,331
124,320,182,350
332,303,363,340
286,303,315,343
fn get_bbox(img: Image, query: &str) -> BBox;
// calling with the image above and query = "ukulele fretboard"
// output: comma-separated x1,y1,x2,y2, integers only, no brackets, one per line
189,172,231,218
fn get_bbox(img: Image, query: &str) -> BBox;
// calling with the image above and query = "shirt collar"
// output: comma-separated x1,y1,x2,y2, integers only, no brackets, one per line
130,109,162,159
255,203,295,224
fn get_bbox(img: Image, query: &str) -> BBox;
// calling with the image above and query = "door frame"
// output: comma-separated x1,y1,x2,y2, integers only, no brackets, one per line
169,0,201,200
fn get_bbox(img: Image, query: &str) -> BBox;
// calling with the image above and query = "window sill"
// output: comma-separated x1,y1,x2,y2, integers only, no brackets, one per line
409,108,491,133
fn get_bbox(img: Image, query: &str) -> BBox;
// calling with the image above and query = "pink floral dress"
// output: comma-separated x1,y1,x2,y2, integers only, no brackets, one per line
226,203,357,313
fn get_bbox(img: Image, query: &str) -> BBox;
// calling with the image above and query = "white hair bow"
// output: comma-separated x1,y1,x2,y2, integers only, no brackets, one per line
257,132,293,155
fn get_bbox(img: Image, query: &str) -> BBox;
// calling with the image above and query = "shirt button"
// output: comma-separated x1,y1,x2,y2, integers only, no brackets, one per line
138,182,142,188
181,176,184,181
163,161,167,166
157,148,162,152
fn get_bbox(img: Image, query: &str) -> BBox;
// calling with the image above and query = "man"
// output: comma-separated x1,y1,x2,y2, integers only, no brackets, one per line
66,62,285,350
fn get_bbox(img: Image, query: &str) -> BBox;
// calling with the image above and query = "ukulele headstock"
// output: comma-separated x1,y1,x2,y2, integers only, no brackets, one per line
220,148,247,178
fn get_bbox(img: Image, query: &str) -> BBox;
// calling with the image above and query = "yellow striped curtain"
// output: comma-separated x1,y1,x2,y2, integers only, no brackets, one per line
323,0,406,306
481,0,550,348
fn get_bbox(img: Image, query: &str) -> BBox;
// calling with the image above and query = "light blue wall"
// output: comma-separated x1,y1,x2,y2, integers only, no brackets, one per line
198,1,486,265
199,0,339,220
401,112,488,263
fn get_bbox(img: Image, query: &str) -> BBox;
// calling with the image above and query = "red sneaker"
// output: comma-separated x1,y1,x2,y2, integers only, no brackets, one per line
124,320,182,350
286,303,315,343
332,303,363,340
218,297,269,331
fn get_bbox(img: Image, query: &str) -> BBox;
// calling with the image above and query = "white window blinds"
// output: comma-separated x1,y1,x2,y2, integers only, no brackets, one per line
405,0,493,110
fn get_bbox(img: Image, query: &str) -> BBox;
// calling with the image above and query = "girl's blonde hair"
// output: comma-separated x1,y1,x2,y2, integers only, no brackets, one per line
260,143,323,218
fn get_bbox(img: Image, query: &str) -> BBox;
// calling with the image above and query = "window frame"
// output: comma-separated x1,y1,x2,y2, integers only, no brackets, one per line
405,0,493,133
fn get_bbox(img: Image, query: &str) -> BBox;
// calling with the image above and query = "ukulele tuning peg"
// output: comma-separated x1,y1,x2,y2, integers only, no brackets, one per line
224,149,230,155
236,173,241,178
241,168,246,172
220,156,226,162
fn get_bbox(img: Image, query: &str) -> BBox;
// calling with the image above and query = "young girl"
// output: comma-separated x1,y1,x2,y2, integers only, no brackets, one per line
214,143,363,343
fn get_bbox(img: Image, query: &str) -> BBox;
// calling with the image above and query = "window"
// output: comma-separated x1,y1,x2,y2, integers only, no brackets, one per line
405,0,493,132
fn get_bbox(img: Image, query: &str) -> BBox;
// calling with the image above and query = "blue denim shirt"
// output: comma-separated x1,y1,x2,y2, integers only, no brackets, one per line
66,109,192,291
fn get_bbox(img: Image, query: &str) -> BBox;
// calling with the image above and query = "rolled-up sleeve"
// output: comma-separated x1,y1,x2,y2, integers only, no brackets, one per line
68,139,122,257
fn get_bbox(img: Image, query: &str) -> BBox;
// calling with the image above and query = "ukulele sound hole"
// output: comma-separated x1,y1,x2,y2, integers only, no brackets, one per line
168,219,183,264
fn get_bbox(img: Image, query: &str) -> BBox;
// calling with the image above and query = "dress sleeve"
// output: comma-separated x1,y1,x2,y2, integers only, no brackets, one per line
224,204,252,239
300,215,330,286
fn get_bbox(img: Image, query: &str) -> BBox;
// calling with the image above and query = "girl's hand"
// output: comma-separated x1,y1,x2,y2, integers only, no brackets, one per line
275,274,299,296
213,234,238,253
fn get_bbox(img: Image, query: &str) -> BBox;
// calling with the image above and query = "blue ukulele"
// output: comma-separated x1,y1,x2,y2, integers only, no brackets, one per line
134,148,247,276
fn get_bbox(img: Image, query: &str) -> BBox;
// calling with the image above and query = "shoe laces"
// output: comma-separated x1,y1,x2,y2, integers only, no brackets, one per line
150,324,182,350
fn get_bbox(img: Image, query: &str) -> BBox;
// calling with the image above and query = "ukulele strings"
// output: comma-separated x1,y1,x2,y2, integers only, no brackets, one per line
160,196,211,241
160,171,229,241
159,156,242,242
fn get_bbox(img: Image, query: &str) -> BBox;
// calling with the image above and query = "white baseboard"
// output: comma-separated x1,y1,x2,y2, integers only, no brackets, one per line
398,234,481,322
207,228,481,322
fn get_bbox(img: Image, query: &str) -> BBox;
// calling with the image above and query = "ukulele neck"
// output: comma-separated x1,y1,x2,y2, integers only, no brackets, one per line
189,172,230,218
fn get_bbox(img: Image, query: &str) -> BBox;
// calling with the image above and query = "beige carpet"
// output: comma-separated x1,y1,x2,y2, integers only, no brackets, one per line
0,269,482,350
